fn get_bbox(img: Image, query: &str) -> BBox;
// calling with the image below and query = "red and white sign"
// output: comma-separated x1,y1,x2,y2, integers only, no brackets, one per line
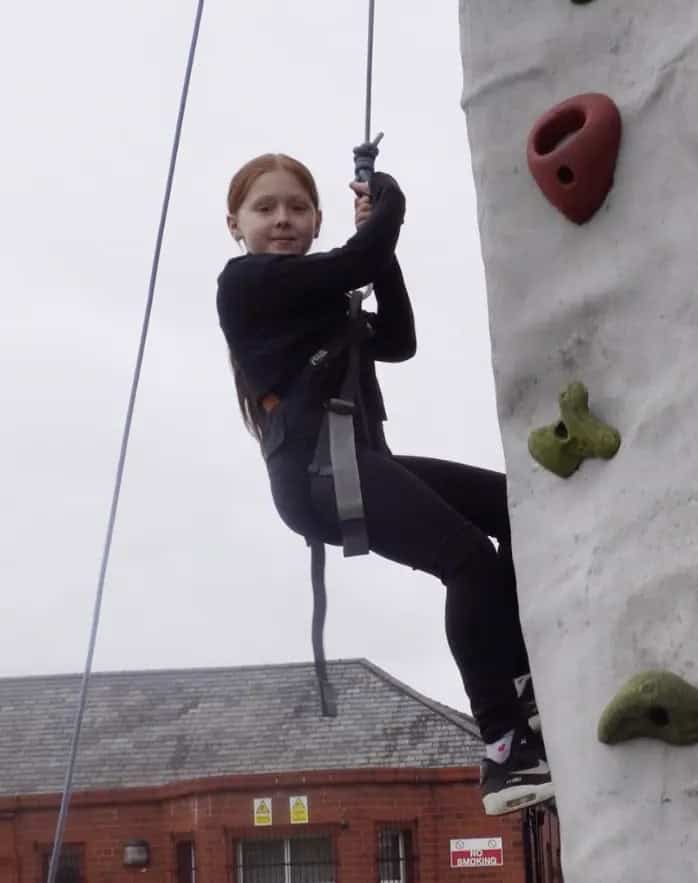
450,837,503,868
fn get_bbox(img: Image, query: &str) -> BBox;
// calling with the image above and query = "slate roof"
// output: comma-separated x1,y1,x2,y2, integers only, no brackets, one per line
0,658,482,797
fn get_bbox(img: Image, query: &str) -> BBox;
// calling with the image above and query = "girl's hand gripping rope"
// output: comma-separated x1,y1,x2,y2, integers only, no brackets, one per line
351,131,383,228
351,132,383,290
350,180,372,229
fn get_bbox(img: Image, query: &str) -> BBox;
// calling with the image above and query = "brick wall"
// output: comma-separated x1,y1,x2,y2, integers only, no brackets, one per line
0,768,528,883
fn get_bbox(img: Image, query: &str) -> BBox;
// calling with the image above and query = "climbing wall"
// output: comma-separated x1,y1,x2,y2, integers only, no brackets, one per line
459,2,698,881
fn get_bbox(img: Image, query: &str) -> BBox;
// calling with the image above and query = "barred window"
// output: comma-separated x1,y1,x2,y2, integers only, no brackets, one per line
378,828,415,883
176,839,197,883
524,804,562,883
41,844,85,883
236,833,335,883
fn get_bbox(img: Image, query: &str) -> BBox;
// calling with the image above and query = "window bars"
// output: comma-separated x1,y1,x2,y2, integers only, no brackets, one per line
378,827,415,883
176,839,197,883
42,844,84,883
235,832,336,883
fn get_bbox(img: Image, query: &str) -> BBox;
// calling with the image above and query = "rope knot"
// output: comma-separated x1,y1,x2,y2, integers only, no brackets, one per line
353,132,384,181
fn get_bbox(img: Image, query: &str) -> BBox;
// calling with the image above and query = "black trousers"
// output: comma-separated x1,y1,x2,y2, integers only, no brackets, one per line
267,431,530,743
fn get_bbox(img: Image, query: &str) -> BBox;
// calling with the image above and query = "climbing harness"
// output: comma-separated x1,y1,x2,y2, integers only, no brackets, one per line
306,0,384,717
259,280,377,715
305,296,375,712
309,290,371,558
305,291,372,716
304,296,377,712
45,4,205,882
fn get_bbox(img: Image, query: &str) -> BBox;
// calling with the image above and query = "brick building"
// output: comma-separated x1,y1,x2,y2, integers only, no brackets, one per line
0,659,561,882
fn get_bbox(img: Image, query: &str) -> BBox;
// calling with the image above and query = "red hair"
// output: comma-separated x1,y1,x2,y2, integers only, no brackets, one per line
227,153,320,216
225,154,320,442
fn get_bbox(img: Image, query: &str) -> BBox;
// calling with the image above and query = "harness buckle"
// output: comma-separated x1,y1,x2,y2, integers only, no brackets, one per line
310,348,329,368
326,398,355,416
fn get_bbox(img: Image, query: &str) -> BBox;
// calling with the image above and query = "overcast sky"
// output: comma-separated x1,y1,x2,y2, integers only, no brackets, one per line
2,1,504,716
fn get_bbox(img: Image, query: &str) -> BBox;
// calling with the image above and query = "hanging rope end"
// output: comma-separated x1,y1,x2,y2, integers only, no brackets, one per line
318,678,338,717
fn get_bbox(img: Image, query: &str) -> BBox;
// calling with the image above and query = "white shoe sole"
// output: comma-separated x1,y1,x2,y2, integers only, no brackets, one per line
482,779,555,816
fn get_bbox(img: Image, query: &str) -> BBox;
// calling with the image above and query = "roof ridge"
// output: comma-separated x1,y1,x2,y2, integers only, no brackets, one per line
0,658,369,684
357,659,481,739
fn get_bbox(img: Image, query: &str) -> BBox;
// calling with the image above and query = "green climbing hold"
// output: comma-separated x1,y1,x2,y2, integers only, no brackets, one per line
528,381,620,478
598,670,698,746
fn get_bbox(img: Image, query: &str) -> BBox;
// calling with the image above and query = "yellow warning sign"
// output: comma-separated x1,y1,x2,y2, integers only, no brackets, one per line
290,795,309,824
254,798,272,826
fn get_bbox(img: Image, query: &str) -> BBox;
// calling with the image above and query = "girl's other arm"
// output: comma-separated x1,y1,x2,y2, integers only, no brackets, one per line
365,257,416,362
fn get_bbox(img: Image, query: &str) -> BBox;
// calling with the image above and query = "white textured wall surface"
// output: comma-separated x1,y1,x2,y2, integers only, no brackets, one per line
459,2,698,881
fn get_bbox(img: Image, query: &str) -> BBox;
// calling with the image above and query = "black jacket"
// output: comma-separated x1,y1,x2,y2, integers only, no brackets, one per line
216,172,416,451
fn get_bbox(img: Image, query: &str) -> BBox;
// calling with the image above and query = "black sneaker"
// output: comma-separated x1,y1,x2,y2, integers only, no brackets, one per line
514,673,541,733
480,728,554,816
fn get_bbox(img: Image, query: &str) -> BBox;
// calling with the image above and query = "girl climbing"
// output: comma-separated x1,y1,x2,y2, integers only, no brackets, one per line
216,152,553,816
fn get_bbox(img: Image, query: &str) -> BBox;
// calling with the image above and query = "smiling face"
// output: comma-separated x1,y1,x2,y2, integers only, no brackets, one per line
228,169,322,256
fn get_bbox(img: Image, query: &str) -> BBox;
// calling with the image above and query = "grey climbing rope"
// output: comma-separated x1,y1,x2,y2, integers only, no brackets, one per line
353,0,382,298
355,0,382,188
45,3,205,881
365,0,376,143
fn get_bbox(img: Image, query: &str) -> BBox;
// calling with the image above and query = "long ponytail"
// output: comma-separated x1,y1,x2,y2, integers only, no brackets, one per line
228,351,264,441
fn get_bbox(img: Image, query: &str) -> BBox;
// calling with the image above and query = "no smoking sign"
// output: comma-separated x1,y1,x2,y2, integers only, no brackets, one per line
450,837,503,868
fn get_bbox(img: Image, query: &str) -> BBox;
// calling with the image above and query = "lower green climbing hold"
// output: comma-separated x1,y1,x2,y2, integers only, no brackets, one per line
598,670,698,746
528,382,621,478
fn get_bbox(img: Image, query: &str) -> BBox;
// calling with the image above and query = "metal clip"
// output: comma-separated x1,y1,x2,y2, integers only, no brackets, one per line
310,348,329,368
327,398,355,416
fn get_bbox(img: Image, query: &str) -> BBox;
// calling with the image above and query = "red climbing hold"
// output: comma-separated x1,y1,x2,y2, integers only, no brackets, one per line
527,93,622,224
